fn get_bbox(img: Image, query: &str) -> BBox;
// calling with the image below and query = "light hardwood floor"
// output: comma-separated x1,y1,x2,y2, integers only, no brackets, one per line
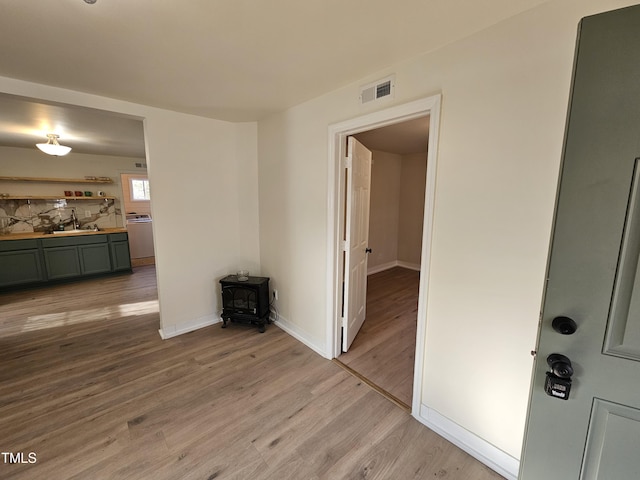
0,267,503,479
337,267,418,408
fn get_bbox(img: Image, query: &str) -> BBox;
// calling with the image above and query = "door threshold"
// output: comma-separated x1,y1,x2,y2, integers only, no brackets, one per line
332,358,410,412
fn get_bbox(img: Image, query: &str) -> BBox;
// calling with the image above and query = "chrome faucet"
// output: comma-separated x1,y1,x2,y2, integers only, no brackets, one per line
70,209,80,229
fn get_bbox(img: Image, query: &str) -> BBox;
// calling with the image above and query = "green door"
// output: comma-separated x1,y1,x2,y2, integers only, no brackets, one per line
520,6,640,479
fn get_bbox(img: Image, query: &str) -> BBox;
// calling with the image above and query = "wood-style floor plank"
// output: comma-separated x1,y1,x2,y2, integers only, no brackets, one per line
0,266,503,479
337,267,419,407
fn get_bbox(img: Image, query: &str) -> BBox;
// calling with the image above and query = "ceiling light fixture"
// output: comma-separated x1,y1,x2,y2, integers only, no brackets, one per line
36,134,72,156
84,0,97,4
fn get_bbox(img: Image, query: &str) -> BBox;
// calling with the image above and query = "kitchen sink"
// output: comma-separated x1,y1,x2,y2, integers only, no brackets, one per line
53,229,87,235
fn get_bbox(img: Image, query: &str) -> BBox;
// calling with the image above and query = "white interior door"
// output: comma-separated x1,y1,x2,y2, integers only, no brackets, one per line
342,136,372,352
520,6,640,479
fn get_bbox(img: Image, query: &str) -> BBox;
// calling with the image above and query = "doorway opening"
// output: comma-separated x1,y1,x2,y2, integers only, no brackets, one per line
327,95,441,414
0,93,159,338
336,118,429,408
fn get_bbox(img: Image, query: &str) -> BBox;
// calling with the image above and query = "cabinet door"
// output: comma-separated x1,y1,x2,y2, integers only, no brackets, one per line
111,241,132,271
43,246,81,280
78,243,112,275
0,249,44,287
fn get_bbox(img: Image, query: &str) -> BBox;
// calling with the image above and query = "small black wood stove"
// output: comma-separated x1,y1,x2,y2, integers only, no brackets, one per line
219,275,270,332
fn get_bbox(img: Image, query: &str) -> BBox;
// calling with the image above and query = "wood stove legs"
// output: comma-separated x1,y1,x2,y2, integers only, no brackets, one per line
221,313,271,333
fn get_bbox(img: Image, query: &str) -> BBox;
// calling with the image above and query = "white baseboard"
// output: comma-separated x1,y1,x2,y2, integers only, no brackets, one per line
156,309,329,365
397,260,421,272
368,260,421,276
272,313,330,359
158,314,221,340
417,404,519,480
367,261,398,275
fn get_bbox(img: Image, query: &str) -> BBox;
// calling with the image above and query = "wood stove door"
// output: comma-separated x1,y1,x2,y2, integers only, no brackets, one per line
222,286,258,315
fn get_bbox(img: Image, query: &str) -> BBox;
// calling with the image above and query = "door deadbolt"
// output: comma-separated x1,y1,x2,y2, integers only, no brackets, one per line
552,316,578,335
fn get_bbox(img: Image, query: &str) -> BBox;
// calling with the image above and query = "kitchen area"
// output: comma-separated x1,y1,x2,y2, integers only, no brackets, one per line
0,93,155,290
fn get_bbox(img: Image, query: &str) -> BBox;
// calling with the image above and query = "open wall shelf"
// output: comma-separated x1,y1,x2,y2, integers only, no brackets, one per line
0,176,113,184
0,196,115,201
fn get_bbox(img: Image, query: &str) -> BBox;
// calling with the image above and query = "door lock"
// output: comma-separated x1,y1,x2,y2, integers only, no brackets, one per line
552,316,578,335
544,353,573,400
365,248,372,253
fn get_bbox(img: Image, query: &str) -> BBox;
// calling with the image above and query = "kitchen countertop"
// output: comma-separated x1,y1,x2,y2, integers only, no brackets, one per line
0,227,127,241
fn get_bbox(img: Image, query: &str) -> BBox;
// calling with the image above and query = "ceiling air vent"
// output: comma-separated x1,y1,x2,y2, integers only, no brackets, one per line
359,75,395,105
135,162,147,169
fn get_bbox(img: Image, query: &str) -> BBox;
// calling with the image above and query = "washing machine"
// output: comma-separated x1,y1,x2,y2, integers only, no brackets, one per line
125,214,155,258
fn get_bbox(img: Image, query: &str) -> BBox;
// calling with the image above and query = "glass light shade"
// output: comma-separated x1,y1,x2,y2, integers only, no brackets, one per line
36,134,72,156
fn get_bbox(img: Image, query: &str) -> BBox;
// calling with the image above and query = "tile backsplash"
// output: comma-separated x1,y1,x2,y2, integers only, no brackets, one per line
0,198,121,234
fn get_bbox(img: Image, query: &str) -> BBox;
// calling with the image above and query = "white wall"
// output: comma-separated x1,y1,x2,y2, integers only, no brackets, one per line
367,150,426,273
257,0,640,465
0,76,260,339
397,152,426,267
367,150,401,271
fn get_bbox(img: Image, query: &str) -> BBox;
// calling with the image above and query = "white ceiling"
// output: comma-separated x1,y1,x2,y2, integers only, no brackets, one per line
0,1,549,157
0,0,549,123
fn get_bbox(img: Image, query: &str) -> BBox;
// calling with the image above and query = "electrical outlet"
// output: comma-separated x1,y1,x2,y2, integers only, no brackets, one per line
84,210,91,218
273,289,278,301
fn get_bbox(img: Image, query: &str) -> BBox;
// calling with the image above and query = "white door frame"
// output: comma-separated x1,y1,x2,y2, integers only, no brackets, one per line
326,94,442,414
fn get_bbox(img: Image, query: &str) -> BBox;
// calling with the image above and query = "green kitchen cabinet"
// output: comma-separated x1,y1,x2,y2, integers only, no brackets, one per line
0,232,131,289
109,233,132,271
79,243,112,275
42,234,111,278
43,246,82,280
0,239,45,287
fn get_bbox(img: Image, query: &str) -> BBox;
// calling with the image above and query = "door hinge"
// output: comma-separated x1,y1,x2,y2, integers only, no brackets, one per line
344,156,352,169
341,240,348,251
